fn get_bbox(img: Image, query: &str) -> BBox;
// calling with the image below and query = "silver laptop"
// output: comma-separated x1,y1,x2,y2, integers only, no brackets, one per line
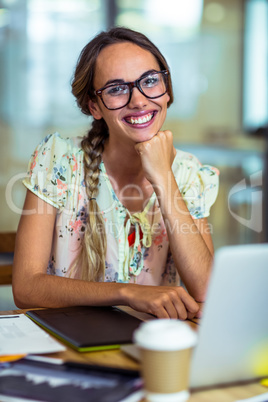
121,244,268,389
190,243,268,388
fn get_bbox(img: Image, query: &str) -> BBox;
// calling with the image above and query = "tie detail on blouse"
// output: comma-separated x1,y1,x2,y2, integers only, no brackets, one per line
121,206,153,282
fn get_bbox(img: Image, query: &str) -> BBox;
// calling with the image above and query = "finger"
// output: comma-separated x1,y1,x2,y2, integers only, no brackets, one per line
171,298,188,321
185,302,200,320
148,294,178,319
177,289,200,319
150,306,170,319
187,303,200,320
165,288,192,320
157,130,165,139
162,300,180,319
134,140,151,155
160,289,188,320
163,129,173,138
195,309,203,319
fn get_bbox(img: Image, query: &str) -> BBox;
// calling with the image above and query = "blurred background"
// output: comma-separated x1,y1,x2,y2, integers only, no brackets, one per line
0,0,267,250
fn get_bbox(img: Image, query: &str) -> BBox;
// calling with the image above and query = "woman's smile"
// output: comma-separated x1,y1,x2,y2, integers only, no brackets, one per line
123,110,157,129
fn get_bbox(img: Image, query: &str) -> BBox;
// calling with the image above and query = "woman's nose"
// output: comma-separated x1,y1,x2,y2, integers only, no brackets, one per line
128,87,148,108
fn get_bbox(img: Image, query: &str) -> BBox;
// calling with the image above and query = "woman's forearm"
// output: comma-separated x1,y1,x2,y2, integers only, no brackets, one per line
13,269,201,320
155,172,214,301
13,271,127,309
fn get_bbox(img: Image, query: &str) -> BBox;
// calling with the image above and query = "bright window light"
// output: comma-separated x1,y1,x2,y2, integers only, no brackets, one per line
243,0,268,131
145,0,203,30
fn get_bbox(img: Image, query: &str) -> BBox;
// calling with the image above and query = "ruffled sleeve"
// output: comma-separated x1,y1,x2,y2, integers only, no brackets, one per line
23,132,82,210
172,149,219,219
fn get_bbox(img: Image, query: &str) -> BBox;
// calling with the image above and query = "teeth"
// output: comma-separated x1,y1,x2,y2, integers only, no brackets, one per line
129,113,153,125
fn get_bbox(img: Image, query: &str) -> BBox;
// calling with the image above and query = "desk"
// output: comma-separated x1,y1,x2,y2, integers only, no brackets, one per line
1,308,267,402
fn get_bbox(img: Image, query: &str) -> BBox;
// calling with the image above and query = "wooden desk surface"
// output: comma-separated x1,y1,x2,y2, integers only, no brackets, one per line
1,308,267,402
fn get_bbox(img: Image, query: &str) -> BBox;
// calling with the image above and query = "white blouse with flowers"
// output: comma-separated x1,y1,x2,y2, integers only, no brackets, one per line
23,133,219,286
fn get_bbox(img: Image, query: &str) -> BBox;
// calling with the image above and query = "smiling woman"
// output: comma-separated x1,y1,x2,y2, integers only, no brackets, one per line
12,27,219,320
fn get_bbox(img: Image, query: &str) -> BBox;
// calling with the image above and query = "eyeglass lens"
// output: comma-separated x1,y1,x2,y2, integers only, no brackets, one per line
101,71,167,110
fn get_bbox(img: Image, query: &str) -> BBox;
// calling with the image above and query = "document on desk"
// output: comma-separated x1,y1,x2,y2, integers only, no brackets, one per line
236,393,268,402
0,314,66,355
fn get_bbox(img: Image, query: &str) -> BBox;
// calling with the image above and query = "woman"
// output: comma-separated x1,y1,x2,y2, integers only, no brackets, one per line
12,27,219,319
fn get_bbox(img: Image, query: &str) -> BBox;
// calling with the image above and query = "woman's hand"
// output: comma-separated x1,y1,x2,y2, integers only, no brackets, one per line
134,130,176,186
121,283,201,320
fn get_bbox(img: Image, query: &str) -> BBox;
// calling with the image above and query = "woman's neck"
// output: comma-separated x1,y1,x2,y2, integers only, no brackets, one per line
102,138,144,181
102,137,154,212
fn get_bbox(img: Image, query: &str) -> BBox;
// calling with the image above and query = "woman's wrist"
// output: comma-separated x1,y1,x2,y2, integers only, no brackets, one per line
118,282,139,307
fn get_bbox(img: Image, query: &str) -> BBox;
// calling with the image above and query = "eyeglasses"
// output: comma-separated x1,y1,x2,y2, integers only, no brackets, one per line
94,70,169,110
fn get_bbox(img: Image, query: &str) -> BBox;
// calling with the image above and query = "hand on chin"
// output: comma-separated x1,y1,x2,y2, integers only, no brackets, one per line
134,130,175,185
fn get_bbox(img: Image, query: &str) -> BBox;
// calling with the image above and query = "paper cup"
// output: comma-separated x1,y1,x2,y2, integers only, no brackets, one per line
133,320,197,402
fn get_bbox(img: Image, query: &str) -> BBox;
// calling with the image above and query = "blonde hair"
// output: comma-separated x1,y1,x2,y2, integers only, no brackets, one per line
71,27,173,281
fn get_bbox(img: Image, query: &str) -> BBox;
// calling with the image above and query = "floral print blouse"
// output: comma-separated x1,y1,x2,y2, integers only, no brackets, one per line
23,133,219,285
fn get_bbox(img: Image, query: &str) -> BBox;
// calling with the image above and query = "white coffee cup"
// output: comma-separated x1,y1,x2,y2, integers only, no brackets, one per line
133,319,198,402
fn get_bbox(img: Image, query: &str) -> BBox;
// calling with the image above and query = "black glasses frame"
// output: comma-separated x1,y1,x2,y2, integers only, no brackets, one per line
94,70,169,110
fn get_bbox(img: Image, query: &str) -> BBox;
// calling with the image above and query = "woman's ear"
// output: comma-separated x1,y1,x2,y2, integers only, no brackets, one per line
88,99,103,120
166,92,170,105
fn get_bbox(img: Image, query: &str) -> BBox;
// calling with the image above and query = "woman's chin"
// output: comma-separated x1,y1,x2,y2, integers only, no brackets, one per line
131,128,158,144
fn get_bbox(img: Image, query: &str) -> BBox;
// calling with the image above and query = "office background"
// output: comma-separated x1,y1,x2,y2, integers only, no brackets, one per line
0,0,267,250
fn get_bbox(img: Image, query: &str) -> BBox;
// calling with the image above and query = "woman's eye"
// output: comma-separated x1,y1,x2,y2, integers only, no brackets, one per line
107,85,128,96
143,75,159,87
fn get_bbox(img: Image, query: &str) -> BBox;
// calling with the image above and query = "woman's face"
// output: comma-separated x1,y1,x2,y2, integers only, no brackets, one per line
89,42,170,145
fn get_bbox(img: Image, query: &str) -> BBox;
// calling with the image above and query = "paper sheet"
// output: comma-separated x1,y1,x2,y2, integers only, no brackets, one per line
236,392,268,402
0,314,65,355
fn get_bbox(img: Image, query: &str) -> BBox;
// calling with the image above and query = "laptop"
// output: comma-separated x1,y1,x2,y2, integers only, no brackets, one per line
190,243,268,388
122,244,268,389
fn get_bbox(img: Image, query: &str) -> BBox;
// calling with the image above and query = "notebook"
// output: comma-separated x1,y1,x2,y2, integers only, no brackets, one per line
122,244,268,389
26,306,142,352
